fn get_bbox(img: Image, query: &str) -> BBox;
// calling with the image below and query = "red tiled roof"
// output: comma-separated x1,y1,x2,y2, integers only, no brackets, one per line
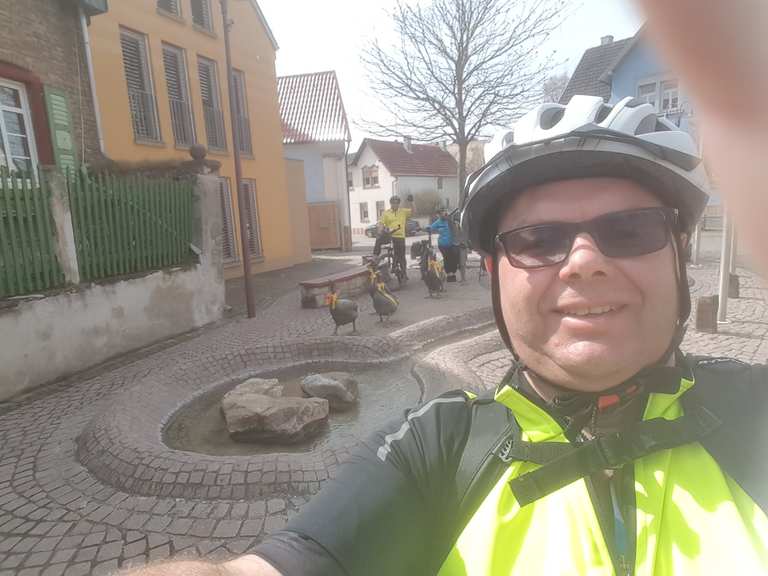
354,138,458,177
277,71,351,144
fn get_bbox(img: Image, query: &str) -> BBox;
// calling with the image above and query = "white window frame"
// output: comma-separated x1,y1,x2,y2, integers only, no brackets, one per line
0,77,40,176
375,200,385,219
359,202,370,223
636,75,685,117
637,81,657,110
660,79,680,113
437,176,443,191
362,165,379,189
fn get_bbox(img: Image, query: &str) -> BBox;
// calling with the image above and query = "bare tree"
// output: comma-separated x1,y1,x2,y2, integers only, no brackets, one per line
363,0,565,201
541,71,571,103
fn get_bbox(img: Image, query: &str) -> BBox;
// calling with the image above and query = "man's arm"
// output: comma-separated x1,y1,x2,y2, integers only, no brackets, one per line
118,555,281,576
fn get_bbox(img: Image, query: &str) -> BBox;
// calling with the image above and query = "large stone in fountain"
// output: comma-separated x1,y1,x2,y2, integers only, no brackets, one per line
301,372,359,411
232,378,283,398
221,391,329,444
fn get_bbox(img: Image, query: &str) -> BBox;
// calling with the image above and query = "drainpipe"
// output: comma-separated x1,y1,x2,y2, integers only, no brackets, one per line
79,7,106,156
343,140,352,249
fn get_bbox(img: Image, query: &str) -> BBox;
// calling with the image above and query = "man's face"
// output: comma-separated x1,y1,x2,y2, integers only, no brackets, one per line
497,177,680,392
391,200,400,211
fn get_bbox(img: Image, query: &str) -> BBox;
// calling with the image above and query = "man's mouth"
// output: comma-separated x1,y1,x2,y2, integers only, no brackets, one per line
556,305,623,317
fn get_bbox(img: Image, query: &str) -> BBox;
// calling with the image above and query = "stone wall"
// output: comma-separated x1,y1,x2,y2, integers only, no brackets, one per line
0,175,225,401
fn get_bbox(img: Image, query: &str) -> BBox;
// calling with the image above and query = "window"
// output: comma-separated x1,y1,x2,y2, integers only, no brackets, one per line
232,70,252,155
661,79,680,113
120,28,160,142
375,200,385,219
0,79,38,175
219,178,236,261
190,0,213,31
241,179,262,257
437,177,443,191
359,202,370,223
362,165,379,188
157,0,180,16
347,168,353,188
162,44,195,146
198,57,226,150
637,82,657,109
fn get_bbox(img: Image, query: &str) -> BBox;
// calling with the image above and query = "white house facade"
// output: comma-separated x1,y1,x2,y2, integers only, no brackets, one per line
349,138,458,235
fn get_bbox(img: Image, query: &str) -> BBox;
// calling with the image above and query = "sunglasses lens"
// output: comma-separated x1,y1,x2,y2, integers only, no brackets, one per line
500,225,572,268
595,209,670,258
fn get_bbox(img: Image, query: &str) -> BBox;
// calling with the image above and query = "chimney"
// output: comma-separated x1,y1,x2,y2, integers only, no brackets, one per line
403,136,412,153
601,35,614,46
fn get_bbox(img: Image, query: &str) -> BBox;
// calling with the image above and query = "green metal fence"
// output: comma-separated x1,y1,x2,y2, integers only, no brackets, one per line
0,171,65,298
67,170,194,282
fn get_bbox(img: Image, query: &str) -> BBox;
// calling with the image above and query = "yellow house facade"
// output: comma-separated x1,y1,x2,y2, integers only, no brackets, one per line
87,0,310,278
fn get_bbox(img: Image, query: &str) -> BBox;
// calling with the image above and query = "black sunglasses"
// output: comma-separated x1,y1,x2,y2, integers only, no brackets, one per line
495,207,678,269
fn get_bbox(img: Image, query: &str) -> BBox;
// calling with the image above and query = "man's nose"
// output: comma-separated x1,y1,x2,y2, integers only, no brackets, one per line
558,233,611,281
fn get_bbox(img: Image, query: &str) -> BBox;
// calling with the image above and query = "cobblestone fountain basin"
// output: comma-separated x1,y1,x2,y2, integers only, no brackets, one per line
164,363,419,456
75,308,496,500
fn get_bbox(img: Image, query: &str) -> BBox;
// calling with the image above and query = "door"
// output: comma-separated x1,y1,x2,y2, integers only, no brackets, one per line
308,202,341,250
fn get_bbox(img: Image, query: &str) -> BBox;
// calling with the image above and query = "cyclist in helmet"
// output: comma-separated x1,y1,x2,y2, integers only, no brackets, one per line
234,95,765,575
123,3,768,573
374,194,415,280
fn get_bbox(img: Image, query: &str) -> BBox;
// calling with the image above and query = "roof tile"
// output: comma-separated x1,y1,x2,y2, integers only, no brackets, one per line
355,139,458,177
277,71,351,144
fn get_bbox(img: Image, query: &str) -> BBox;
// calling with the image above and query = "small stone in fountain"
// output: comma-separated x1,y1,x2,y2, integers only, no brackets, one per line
301,372,359,411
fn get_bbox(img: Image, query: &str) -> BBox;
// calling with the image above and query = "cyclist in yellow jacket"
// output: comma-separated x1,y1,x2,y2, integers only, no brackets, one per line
374,195,414,280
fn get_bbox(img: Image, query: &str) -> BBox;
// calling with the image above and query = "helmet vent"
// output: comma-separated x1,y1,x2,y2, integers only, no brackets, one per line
596,105,612,123
635,114,658,135
539,108,565,130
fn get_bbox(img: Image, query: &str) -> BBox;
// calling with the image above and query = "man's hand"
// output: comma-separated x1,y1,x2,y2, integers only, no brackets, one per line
119,554,282,576
636,0,768,276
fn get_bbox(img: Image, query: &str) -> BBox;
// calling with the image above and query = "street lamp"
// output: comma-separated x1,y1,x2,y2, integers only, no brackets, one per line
220,0,256,318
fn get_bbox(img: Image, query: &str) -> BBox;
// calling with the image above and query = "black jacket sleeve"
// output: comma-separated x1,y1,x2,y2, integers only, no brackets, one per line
255,392,474,576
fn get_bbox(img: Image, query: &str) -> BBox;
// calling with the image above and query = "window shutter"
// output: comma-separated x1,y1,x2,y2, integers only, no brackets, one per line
191,0,212,30
120,33,147,93
198,60,214,106
242,180,262,257
157,0,179,15
233,71,245,117
163,47,183,101
219,178,236,261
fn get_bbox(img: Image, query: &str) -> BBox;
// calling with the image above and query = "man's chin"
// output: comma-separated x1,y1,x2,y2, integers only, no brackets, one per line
549,344,641,389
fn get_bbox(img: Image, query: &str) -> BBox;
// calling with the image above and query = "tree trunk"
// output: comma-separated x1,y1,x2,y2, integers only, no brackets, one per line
458,140,468,207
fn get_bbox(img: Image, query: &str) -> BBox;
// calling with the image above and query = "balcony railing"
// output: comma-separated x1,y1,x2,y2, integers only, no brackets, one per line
168,98,195,147
236,115,252,155
128,90,160,142
203,105,226,151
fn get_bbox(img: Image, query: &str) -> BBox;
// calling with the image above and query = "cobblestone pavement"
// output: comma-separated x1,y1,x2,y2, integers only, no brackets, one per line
0,259,764,574
0,255,491,574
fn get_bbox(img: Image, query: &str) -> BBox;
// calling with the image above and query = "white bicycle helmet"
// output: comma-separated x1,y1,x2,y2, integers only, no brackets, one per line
460,95,711,354
461,95,710,256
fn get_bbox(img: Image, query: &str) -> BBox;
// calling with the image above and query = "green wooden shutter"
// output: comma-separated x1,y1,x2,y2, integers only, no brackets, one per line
43,87,77,171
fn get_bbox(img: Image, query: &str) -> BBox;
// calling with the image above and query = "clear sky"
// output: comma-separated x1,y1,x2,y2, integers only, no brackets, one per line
257,0,644,147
